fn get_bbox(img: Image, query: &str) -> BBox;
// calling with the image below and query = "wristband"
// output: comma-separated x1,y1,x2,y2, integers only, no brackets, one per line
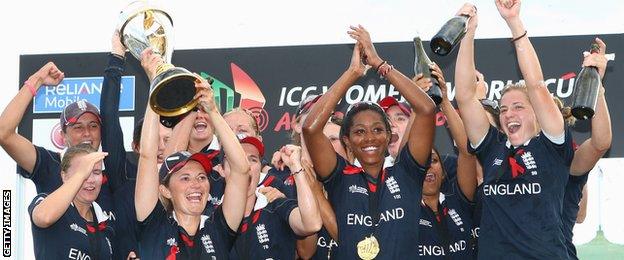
24,80,37,96
291,168,304,175
374,60,387,72
511,30,527,43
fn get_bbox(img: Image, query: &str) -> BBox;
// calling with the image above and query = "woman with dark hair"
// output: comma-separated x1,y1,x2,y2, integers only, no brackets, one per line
302,25,435,259
415,60,478,259
28,143,111,259
455,1,576,258
134,75,250,259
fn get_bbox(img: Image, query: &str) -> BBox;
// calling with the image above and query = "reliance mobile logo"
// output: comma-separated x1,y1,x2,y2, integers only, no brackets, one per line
33,76,135,114
201,63,269,132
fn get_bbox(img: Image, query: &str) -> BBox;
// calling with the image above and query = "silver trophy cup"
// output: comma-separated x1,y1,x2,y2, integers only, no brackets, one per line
118,1,202,118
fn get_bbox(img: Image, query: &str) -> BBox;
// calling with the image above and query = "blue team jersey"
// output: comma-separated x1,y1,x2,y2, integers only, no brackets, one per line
440,154,458,195
28,194,114,259
312,227,339,260
137,203,236,259
562,173,589,260
469,126,574,259
18,145,116,221
322,147,428,259
230,174,299,260
418,181,475,259
471,183,483,258
112,176,138,260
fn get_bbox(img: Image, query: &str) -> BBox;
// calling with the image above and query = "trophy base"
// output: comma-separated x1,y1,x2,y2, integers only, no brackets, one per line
149,66,203,118
571,106,595,120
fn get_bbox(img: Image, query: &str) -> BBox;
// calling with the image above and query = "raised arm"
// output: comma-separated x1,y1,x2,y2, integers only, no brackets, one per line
304,161,338,240
302,45,365,179
0,62,64,174
32,152,107,228
162,111,195,157
350,25,435,165
453,3,491,146
198,82,251,231
101,30,128,191
576,185,588,223
279,145,322,236
497,0,563,137
431,64,477,200
570,38,611,175
135,50,164,221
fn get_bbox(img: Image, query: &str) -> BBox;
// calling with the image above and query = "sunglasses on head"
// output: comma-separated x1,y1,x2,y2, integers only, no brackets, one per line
479,99,499,114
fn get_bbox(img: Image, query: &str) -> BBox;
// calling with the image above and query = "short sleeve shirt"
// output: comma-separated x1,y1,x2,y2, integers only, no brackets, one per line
137,203,236,259
469,126,574,259
230,174,299,260
322,147,428,259
417,181,475,259
19,145,116,221
28,194,114,260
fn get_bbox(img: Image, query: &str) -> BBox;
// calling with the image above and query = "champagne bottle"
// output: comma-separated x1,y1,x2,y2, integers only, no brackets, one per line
414,36,442,105
431,14,470,56
571,44,601,120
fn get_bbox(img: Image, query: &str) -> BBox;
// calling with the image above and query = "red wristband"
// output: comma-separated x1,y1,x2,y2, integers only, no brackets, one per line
24,80,37,96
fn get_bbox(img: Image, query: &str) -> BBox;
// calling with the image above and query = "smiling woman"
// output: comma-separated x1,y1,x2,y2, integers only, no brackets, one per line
28,143,112,259
453,1,578,258
302,25,436,259
134,54,251,259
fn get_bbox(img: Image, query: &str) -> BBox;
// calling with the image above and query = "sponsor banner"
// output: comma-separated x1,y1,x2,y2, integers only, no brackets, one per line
32,76,135,114
31,117,134,152
19,34,623,157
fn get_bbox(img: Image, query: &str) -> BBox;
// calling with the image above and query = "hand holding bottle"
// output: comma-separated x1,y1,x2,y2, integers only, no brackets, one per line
582,38,607,79
456,3,478,33
430,63,448,101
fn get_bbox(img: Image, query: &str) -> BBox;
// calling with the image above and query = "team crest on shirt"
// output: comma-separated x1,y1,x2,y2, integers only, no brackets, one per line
167,237,178,247
521,152,538,175
201,234,216,253
448,209,465,232
385,176,401,199
256,224,270,249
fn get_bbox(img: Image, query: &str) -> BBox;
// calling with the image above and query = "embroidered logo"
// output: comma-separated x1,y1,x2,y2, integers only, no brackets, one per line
201,234,215,253
70,223,87,236
419,219,432,227
167,237,178,247
256,224,270,249
493,158,503,166
386,176,400,194
348,185,368,195
386,176,402,199
521,151,538,175
448,209,464,231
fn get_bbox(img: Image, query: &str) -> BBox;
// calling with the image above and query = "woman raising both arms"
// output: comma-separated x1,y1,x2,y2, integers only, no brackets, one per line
303,25,436,259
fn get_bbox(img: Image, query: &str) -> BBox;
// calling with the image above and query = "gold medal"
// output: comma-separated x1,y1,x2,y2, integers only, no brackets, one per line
357,235,380,260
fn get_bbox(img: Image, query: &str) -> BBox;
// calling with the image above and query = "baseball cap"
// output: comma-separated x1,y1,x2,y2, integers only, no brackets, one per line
378,96,411,117
238,134,265,157
295,94,322,118
60,100,101,130
159,151,216,182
